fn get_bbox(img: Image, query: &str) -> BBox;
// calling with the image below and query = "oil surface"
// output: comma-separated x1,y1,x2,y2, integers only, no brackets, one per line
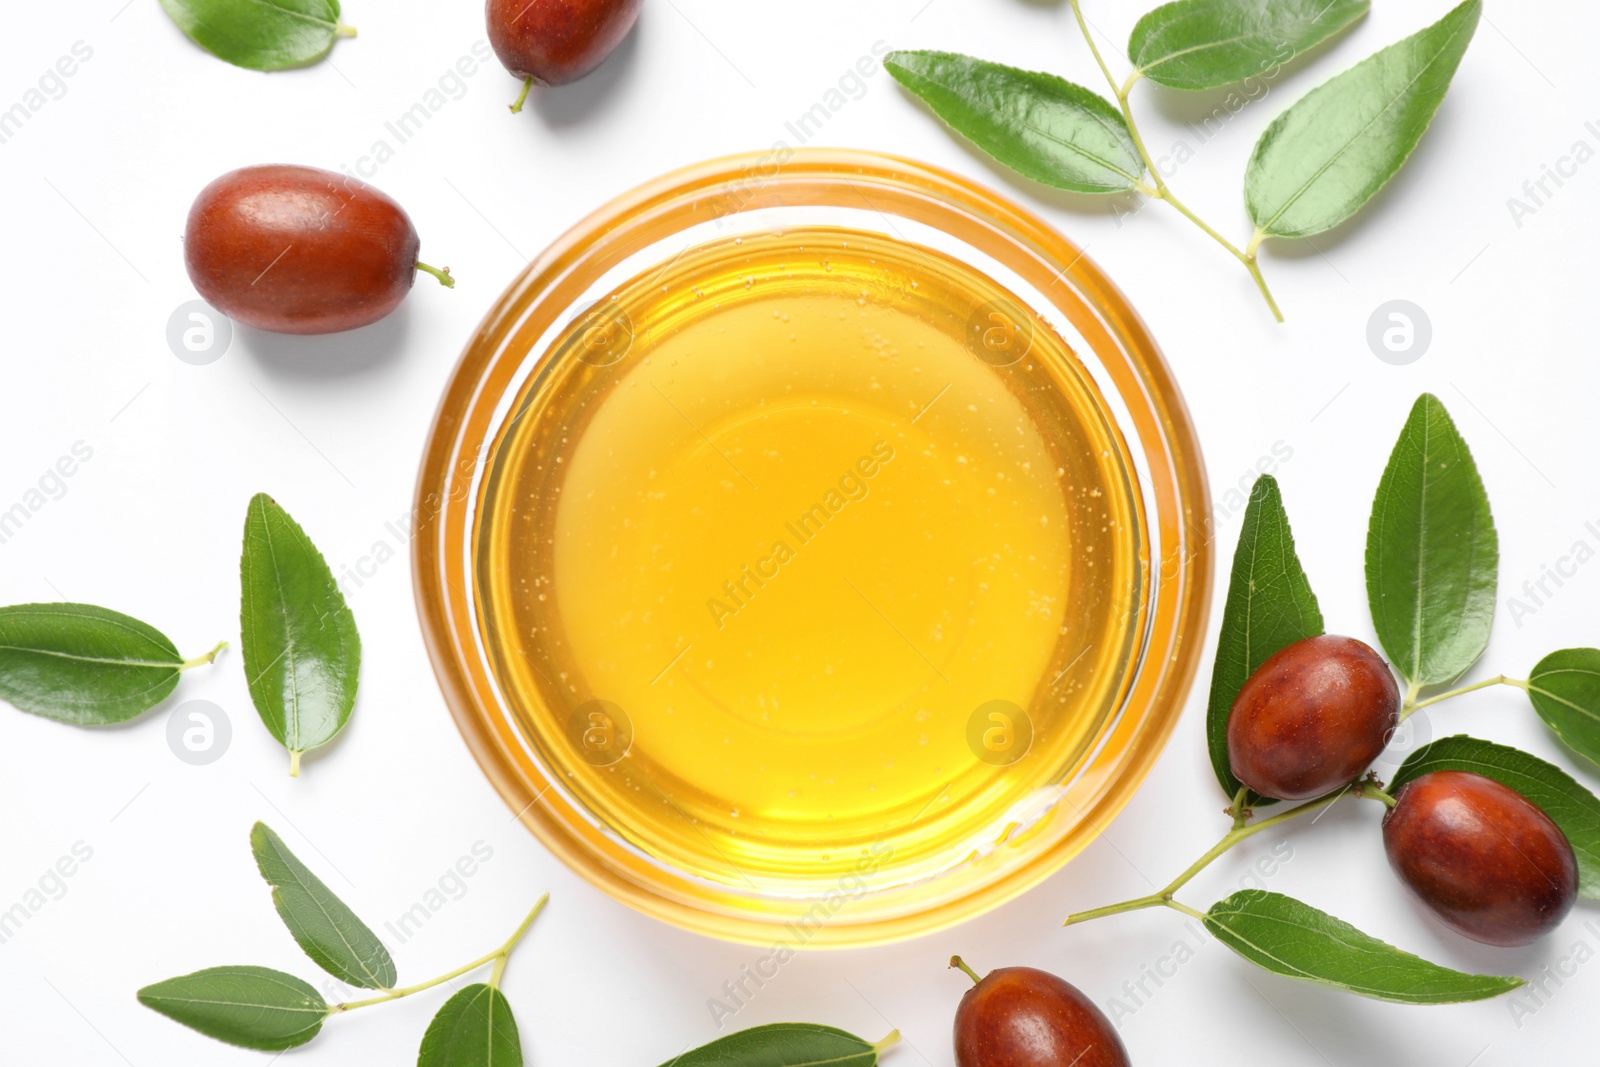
475,228,1146,895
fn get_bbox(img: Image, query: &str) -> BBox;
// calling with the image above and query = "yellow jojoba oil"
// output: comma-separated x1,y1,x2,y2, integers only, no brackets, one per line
474,227,1146,895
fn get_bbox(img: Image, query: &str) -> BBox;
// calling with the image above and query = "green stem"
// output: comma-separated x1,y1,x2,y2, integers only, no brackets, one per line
1365,784,1398,809
1064,786,1350,926
334,894,549,1012
949,955,982,985
335,23,357,38
335,949,499,1012
1228,784,1251,830
288,750,302,778
1402,675,1527,720
510,76,534,114
872,1031,902,1056
416,261,456,289
1164,899,1208,922
1066,0,1284,322
179,640,227,671
1067,0,1121,99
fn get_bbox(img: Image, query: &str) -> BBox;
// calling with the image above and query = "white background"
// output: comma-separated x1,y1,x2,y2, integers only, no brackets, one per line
1,1,1595,1064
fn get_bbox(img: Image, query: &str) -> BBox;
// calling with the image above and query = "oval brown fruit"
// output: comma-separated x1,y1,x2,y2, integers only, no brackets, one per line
185,165,440,336
1226,634,1399,801
953,961,1129,1067
487,0,642,91
1384,770,1577,947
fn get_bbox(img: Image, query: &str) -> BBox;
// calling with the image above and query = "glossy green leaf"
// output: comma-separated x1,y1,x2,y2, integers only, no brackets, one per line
1527,649,1600,769
885,51,1144,194
240,493,361,773
1205,476,1324,801
1205,890,1521,1003
1365,394,1496,687
0,603,195,724
1392,734,1600,899
251,822,395,990
137,966,328,1050
418,984,523,1067
1245,0,1480,238
157,0,353,71
1129,0,1370,90
659,1023,894,1067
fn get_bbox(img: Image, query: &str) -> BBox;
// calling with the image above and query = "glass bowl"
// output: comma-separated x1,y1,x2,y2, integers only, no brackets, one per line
413,149,1211,947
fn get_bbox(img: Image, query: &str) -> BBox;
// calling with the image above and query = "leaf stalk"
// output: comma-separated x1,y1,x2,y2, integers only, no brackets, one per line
510,76,535,114
415,261,456,288
332,894,548,1014
1064,783,1362,927
948,955,982,985
1066,0,1284,321
1401,674,1527,720
180,640,228,671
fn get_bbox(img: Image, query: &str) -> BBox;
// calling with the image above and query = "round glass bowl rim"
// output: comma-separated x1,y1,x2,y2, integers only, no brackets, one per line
412,148,1212,947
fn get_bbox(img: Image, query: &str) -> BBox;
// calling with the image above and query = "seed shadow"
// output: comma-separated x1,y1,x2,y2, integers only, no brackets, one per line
1216,965,1451,1063
236,301,413,381
1390,885,1589,978
527,19,643,129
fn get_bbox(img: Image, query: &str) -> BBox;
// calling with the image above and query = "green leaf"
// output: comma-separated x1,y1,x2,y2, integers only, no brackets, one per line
240,493,361,773
659,1023,894,1067
251,822,395,990
137,966,328,1051
1205,476,1324,801
1392,734,1600,900
884,51,1144,194
1204,890,1521,1003
1528,649,1600,769
418,984,523,1067
157,0,353,72
1365,394,1497,688
0,603,190,724
1244,0,1481,238
1129,0,1370,90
